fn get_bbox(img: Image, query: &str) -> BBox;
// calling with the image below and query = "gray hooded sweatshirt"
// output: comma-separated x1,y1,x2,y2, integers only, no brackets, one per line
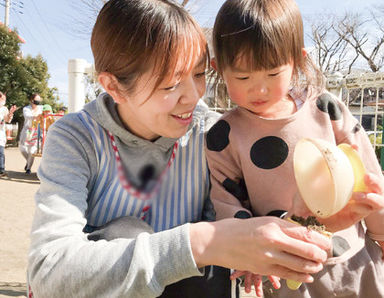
27,93,219,297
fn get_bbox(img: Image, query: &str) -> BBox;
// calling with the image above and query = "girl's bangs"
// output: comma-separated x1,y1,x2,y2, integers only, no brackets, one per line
224,29,293,71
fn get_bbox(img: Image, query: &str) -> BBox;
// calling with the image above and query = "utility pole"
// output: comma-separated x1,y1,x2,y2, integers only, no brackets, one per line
4,0,11,27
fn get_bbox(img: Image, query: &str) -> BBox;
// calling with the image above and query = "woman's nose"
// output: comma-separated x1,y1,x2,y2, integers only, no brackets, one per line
179,76,204,104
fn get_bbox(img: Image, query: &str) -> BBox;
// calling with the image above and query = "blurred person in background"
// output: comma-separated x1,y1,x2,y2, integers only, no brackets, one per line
0,91,18,177
19,93,43,174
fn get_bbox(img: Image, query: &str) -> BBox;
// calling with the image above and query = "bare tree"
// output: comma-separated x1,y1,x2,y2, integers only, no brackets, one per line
308,16,358,74
335,12,384,72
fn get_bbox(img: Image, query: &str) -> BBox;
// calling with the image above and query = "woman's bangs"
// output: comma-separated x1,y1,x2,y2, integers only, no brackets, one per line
171,26,207,79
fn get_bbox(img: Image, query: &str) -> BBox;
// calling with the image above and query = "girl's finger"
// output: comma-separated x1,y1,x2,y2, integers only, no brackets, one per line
364,173,384,194
353,192,384,210
253,275,263,297
268,275,281,289
244,273,252,293
230,270,246,280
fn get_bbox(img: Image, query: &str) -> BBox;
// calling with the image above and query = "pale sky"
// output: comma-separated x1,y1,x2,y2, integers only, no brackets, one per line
0,0,382,105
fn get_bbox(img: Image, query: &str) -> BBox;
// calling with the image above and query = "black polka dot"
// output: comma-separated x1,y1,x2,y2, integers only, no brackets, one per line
206,120,231,152
352,123,361,134
266,210,287,218
222,178,248,202
316,93,342,120
250,136,288,169
332,236,350,257
234,210,252,219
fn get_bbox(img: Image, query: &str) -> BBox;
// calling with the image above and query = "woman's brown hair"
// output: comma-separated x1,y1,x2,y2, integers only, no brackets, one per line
91,0,208,95
212,0,324,96
29,94,40,101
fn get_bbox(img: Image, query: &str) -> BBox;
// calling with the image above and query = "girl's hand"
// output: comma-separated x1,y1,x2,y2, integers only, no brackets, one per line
319,173,384,232
230,270,280,297
190,216,331,283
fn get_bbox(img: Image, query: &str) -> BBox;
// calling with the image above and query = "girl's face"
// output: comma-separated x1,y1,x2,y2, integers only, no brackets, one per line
222,58,295,118
116,57,207,141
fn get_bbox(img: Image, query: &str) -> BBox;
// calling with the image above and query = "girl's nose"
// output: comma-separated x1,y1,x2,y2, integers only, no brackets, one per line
249,84,268,96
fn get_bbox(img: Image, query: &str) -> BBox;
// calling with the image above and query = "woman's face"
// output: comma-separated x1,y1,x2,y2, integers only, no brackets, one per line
116,56,207,141
31,95,42,107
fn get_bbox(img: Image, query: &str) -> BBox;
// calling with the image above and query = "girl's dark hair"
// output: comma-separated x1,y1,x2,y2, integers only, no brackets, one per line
91,0,208,95
212,0,324,98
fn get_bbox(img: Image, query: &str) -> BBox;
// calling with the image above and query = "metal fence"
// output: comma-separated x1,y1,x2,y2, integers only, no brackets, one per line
327,72,384,169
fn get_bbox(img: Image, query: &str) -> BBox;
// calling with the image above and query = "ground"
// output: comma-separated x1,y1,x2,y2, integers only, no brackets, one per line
0,147,40,297
0,147,256,298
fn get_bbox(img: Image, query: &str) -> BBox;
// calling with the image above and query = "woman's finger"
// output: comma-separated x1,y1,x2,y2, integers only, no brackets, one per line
264,264,315,283
280,223,331,253
261,248,324,275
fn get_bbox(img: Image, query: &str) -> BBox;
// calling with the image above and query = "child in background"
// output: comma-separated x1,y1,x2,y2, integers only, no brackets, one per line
205,0,384,297
33,104,55,155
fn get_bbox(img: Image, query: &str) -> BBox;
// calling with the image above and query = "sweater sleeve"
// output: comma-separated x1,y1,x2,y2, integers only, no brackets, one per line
27,116,202,298
328,93,384,241
205,118,252,220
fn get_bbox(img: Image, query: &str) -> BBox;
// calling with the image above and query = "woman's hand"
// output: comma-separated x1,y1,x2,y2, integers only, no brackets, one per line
9,105,18,113
190,216,331,283
318,173,384,232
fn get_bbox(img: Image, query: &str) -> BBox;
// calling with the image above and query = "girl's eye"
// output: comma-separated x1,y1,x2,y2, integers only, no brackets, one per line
236,77,249,80
163,82,180,91
268,72,280,77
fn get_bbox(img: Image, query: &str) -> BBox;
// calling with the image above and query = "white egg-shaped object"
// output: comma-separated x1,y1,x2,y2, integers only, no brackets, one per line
293,138,355,218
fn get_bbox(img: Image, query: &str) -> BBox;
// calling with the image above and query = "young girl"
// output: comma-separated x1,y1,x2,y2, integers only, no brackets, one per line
205,0,384,297
27,1,333,297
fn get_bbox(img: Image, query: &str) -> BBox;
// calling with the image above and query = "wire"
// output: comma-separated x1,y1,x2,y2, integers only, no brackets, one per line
29,0,67,64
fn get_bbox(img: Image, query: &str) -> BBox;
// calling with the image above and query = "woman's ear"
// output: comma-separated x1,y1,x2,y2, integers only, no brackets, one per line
302,48,308,58
98,72,127,104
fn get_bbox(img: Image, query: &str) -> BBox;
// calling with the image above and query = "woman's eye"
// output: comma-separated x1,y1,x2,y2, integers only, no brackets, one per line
195,70,207,78
236,76,249,80
163,83,180,91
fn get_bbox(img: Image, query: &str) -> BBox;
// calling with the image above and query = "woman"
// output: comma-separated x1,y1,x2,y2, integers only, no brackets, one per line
19,93,43,174
27,1,331,297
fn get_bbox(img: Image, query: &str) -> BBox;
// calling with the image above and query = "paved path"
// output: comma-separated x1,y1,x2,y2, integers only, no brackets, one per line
0,147,41,297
